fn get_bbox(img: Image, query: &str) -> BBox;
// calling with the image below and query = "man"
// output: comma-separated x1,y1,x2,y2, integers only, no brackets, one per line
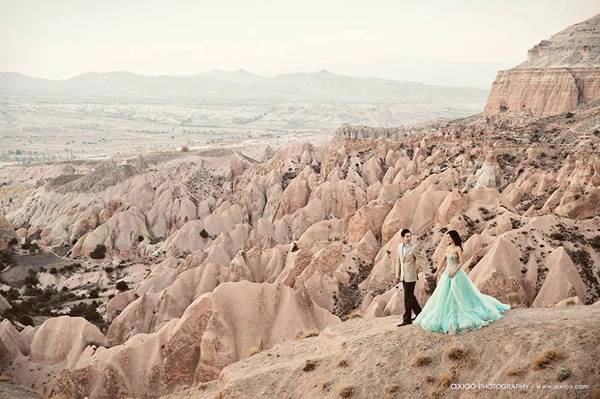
393,228,430,327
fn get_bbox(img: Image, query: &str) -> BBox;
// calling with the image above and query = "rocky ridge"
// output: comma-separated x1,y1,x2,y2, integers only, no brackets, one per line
484,13,600,117
164,305,600,399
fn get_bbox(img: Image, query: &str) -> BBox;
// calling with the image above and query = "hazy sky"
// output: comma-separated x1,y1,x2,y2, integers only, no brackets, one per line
1,0,598,88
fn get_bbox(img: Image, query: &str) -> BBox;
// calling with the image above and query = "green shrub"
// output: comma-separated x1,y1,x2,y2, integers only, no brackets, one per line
115,281,129,292
69,301,105,328
23,270,39,286
90,244,107,259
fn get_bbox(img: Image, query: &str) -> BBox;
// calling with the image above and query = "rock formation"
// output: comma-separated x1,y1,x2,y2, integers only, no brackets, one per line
3,282,338,399
164,306,600,399
484,13,600,117
0,214,17,251
1,16,600,395
1,108,600,396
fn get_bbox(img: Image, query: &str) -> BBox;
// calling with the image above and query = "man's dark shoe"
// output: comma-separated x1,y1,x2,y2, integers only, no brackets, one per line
397,320,412,327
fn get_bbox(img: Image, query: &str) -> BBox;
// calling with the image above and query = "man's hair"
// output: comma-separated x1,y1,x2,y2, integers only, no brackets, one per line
400,228,411,237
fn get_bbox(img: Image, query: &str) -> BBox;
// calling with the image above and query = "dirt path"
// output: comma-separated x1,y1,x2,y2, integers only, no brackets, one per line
0,382,41,399
0,246,73,285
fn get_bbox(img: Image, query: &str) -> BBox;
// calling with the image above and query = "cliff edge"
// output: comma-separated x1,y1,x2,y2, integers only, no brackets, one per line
484,14,600,117
164,305,600,399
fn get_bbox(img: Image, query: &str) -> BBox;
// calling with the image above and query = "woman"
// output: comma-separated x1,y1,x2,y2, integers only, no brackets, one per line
413,230,510,334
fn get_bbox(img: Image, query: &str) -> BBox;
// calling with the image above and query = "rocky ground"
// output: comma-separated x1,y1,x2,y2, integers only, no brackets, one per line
1,12,600,399
0,382,40,399
0,97,599,397
164,305,600,399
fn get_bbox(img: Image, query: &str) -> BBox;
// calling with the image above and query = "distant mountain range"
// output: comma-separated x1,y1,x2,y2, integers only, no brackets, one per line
0,69,488,103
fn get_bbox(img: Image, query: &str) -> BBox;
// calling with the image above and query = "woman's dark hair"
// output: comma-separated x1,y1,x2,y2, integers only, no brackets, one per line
401,228,411,237
447,230,463,249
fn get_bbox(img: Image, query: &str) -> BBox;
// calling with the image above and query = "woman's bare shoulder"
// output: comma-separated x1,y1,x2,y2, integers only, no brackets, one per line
447,245,461,256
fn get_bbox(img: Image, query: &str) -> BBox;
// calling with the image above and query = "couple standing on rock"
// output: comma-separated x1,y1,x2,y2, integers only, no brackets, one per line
391,228,509,334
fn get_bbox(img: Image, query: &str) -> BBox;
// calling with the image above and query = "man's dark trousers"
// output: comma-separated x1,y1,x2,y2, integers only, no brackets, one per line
402,280,421,323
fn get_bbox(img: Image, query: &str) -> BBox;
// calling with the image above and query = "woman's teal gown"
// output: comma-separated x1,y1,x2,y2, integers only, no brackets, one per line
413,252,510,334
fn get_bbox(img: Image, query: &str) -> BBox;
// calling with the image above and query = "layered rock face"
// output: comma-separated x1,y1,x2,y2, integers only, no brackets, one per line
484,13,600,117
484,67,600,117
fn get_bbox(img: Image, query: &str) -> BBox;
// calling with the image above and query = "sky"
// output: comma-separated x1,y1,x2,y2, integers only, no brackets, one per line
0,0,598,88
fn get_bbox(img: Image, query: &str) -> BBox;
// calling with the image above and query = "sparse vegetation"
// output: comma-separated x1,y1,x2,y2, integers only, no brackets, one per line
63,263,82,273
532,348,561,370
337,359,349,368
384,384,399,395
198,382,208,391
68,301,106,330
423,375,435,384
320,381,332,392
303,360,319,371
297,330,319,339
115,281,129,292
462,215,478,235
1,285,78,327
565,248,597,302
557,367,572,381
338,385,354,398
281,171,297,189
447,346,466,360
333,258,373,319
438,370,455,388
23,269,39,286
414,354,432,367
0,249,16,268
3,287,20,301
506,367,527,376
479,207,494,221
589,236,600,251
90,244,107,259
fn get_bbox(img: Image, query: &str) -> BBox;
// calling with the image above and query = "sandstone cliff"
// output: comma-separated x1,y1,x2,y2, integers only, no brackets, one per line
484,14,600,117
